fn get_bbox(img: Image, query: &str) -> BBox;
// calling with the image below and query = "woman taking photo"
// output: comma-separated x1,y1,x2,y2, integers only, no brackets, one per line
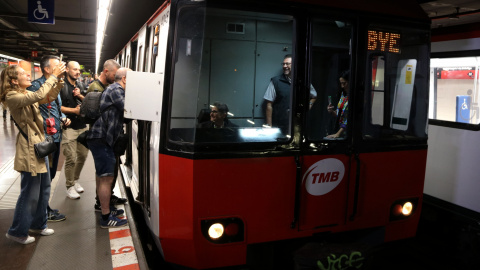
326,70,349,139
0,62,65,244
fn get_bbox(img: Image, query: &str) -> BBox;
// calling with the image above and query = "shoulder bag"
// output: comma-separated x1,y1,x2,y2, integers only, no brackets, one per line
12,105,57,158
13,119,57,158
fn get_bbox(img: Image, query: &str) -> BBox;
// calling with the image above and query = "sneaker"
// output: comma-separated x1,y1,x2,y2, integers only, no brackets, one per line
100,214,127,229
6,233,35,244
29,228,54,236
67,186,80,199
110,194,127,205
95,204,124,217
94,202,101,212
74,182,84,193
48,210,66,222
110,208,125,217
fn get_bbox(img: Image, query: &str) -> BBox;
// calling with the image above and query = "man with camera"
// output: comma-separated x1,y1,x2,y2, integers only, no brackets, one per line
60,61,88,200
27,55,70,222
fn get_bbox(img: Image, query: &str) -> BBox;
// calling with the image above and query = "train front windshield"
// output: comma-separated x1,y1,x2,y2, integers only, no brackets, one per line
168,7,296,148
167,4,430,150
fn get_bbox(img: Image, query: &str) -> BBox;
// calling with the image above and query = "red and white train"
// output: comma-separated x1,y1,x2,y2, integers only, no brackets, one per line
114,0,431,268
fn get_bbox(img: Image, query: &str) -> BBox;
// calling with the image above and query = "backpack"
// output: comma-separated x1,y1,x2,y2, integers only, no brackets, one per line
79,91,106,125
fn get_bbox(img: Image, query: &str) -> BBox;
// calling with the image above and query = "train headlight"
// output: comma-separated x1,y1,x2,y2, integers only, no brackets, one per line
402,202,413,216
390,198,418,221
201,217,244,244
208,223,224,239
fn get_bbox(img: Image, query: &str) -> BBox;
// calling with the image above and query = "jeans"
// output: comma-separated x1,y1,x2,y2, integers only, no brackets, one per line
7,157,51,237
62,127,89,188
49,142,61,180
47,142,61,213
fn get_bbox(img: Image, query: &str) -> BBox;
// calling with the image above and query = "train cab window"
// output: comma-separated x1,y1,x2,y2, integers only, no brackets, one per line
305,19,352,141
363,25,429,140
429,57,480,125
168,6,295,149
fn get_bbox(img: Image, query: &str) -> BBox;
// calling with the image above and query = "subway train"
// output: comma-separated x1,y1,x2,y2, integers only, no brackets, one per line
424,25,480,218
113,0,431,268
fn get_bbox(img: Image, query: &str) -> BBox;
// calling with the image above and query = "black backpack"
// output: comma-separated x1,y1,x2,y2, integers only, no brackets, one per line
79,91,106,125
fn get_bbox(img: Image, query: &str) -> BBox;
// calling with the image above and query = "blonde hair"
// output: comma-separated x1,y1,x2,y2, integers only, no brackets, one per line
0,65,21,106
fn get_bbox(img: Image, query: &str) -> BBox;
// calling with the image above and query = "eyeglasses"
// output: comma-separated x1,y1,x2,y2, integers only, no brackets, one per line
211,110,218,114
281,62,292,66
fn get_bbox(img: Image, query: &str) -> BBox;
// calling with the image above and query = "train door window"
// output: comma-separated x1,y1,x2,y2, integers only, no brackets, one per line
429,57,480,125
306,18,352,141
363,25,429,140
138,45,144,71
152,24,160,71
131,40,138,71
371,55,385,125
145,26,151,72
168,4,295,149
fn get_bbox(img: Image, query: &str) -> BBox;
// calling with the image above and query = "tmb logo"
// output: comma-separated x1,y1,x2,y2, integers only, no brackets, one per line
303,158,345,196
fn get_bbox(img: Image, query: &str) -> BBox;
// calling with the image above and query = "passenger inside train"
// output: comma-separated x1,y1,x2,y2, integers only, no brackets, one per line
326,70,349,139
197,102,238,129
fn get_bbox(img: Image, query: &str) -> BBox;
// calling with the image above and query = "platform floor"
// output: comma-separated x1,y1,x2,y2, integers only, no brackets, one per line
0,115,147,270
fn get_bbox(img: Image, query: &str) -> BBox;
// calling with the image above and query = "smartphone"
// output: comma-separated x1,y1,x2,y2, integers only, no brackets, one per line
59,54,63,62
328,95,332,104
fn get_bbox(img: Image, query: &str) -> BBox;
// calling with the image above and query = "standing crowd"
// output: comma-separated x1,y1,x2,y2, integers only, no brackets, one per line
0,56,131,244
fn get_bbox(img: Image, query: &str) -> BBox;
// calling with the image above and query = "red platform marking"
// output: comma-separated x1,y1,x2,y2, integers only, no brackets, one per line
113,263,140,270
109,229,131,240
111,245,135,255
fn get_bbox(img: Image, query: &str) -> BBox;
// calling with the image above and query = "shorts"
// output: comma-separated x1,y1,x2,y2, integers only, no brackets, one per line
87,138,115,177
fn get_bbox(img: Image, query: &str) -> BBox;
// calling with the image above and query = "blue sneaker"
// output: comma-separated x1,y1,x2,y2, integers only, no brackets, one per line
100,214,127,229
48,210,66,222
110,207,124,217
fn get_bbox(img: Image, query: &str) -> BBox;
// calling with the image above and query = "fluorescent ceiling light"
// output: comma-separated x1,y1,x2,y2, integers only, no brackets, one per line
0,53,23,62
0,18,17,29
96,0,112,73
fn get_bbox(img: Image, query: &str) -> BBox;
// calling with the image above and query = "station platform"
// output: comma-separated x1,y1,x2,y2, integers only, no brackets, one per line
0,115,148,270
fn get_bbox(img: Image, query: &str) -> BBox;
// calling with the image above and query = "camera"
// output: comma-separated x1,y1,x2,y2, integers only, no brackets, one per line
46,117,57,135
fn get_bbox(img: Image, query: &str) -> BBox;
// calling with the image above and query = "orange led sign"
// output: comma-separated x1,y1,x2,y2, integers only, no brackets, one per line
368,30,401,54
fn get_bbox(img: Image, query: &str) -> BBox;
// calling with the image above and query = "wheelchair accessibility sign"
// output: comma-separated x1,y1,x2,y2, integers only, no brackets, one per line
28,0,55,24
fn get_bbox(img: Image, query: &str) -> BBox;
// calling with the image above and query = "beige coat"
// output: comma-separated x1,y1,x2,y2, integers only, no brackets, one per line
5,76,64,176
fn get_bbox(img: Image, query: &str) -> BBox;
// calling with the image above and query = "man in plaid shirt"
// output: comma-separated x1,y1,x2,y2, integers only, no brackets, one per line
86,67,131,228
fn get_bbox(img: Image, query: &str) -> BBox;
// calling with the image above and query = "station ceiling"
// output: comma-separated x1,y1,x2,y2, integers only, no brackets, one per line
0,0,479,73
0,0,164,73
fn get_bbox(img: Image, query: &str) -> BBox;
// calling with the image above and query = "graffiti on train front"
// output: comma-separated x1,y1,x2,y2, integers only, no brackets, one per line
317,251,364,270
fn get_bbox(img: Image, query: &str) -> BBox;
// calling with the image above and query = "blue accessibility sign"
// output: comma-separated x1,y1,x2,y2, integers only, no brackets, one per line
28,0,55,24
456,95,471,123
